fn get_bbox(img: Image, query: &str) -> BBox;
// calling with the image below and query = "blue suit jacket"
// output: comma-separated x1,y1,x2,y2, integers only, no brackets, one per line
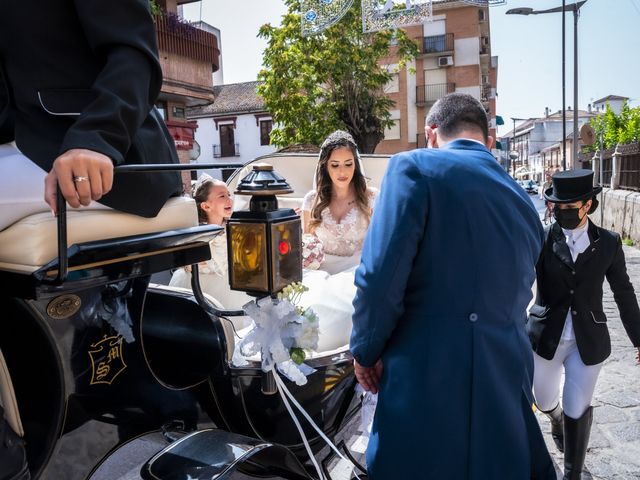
351,140,555,479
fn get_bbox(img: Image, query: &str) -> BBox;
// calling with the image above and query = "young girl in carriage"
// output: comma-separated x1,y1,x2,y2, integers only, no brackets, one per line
169,174,250,310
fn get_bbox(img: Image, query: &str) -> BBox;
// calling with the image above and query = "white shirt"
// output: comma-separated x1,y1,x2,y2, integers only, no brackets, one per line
560,221,591,341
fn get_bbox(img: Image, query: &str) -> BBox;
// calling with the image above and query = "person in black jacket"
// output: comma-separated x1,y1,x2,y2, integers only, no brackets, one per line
528,169,640,479
0,0,181,230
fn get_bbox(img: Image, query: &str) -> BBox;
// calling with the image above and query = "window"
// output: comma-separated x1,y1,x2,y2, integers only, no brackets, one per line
260,119,273,146
156,101,167,120
384,110,401,140
384,73,400,94
172,106,185,119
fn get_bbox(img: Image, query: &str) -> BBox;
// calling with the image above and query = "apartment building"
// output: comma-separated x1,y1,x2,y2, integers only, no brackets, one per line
153,0,221,190
187,81,277,169
376,1,498,155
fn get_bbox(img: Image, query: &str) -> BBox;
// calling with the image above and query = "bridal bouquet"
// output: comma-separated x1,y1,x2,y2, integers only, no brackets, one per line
302,233,324,270
235,282,319,385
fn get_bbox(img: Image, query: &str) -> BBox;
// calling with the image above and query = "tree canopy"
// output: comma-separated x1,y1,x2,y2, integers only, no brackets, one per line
589,102,640,151
258,0,418,153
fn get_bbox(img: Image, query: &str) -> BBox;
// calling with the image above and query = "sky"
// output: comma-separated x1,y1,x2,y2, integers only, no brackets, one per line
181,0,640,137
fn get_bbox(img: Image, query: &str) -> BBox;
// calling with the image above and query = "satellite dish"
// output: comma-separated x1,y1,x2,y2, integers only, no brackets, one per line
188,140,201,161
580,124,595,146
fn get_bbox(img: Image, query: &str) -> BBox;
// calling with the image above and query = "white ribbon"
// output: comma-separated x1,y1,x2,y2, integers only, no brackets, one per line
272,369,364,480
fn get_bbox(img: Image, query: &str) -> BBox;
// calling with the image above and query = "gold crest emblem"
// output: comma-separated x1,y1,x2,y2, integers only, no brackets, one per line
89,335,127,385
46,294,82,320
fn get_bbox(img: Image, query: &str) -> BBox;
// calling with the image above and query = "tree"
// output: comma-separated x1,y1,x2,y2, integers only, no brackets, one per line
258,0,418,153
589,102,640,151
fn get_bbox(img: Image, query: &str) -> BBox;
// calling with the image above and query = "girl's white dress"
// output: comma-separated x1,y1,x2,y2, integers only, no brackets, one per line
169,232,251,312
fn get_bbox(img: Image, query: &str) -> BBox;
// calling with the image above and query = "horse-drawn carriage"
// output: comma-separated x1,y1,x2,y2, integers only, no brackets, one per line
0,152,390,480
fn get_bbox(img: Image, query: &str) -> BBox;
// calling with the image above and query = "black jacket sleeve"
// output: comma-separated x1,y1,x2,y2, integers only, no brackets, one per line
606,235,640,347
59,0,163,164
0,63,14,144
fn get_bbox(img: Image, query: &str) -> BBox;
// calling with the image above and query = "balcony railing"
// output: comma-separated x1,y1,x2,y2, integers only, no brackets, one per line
416,83,456,106
213,143,240,158
154,13,220,68
417,33,454,55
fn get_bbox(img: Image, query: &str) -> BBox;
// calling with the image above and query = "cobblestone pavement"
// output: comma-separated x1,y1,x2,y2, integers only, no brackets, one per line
535,245,640,480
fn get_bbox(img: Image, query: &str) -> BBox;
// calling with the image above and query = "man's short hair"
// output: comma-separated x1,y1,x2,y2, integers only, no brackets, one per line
426,93,489,141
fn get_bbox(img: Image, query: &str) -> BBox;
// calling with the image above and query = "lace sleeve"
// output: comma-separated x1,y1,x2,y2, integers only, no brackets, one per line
367,187,379,211
302,190,317,212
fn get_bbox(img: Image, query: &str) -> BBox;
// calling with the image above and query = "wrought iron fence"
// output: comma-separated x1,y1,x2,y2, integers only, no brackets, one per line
419,33,454,54
213,143,240,158
416,83,455,106
596,143,640,191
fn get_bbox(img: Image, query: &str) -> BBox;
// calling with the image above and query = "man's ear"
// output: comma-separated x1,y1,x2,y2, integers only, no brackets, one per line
425,125,438,148
485,135,495,150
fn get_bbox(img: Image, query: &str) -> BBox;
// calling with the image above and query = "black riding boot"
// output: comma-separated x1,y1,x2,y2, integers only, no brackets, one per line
563,407,593,480
540,403,564,453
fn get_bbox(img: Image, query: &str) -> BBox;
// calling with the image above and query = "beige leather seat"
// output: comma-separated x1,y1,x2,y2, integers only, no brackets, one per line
228,152,390,212
0,196,198,274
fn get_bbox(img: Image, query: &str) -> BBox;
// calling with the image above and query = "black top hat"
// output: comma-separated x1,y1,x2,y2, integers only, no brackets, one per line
544,169,602,203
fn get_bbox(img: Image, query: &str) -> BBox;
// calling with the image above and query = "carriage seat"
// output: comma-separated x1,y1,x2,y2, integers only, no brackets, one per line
0,196,198,274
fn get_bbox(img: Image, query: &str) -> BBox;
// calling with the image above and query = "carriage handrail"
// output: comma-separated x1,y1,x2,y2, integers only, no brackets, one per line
55,163,234,284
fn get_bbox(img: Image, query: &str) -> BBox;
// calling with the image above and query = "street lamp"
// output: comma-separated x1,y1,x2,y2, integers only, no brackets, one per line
507,1,588,171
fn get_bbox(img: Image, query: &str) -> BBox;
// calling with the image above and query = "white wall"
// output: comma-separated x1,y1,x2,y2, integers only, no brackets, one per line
191,113,277,171
454,37,480,67
456,86,481,100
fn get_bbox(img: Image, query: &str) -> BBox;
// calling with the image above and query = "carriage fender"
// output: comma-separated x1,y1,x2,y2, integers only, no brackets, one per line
140,428,313,480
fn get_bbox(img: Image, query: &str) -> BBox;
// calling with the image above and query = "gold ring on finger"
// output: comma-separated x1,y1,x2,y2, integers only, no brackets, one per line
73,176,89,183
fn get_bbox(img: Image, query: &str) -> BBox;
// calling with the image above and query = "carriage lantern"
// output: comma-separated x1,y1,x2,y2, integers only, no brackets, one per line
227,163,302,297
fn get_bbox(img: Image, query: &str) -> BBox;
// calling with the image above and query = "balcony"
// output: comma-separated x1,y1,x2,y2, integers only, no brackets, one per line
213,143,240,158
417,33,454,55
416,83,456,106
154,13,220,70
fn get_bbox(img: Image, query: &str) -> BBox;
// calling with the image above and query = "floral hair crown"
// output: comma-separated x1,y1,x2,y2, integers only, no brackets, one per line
193,173,215,196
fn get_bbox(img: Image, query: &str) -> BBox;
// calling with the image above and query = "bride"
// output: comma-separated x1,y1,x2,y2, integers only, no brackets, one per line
302,130,377,274
299,130,377,352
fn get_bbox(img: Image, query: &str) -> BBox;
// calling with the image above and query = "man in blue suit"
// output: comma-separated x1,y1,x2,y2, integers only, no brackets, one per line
351,93,556,479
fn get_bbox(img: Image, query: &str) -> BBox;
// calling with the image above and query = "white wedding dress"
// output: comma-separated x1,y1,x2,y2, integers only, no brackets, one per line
299,187,377,352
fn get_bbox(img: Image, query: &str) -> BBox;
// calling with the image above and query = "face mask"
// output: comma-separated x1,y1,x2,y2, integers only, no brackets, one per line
553,207,583,230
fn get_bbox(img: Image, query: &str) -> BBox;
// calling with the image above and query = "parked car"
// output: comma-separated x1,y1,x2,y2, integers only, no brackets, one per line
522,179,538,194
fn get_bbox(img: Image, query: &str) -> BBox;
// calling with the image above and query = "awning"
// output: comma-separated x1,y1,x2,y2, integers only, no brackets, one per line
496,140,504,150
496,115,505,126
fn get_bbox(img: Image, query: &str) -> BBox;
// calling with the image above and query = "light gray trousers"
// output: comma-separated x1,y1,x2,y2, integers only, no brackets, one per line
533,339,603,419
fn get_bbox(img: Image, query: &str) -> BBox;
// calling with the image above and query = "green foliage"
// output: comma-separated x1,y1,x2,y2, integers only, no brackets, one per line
622,237,634,247
149,0,163,17
589,102,640,151
258,0,418,153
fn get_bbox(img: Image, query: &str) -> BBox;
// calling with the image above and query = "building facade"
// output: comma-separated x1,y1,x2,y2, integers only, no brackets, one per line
375,1,498,155
154,0,221,191
187,81,277,173
499,109,596,182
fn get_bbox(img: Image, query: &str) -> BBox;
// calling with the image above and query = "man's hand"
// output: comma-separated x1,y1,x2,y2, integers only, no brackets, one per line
44,149,114,214
354,359,383,394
